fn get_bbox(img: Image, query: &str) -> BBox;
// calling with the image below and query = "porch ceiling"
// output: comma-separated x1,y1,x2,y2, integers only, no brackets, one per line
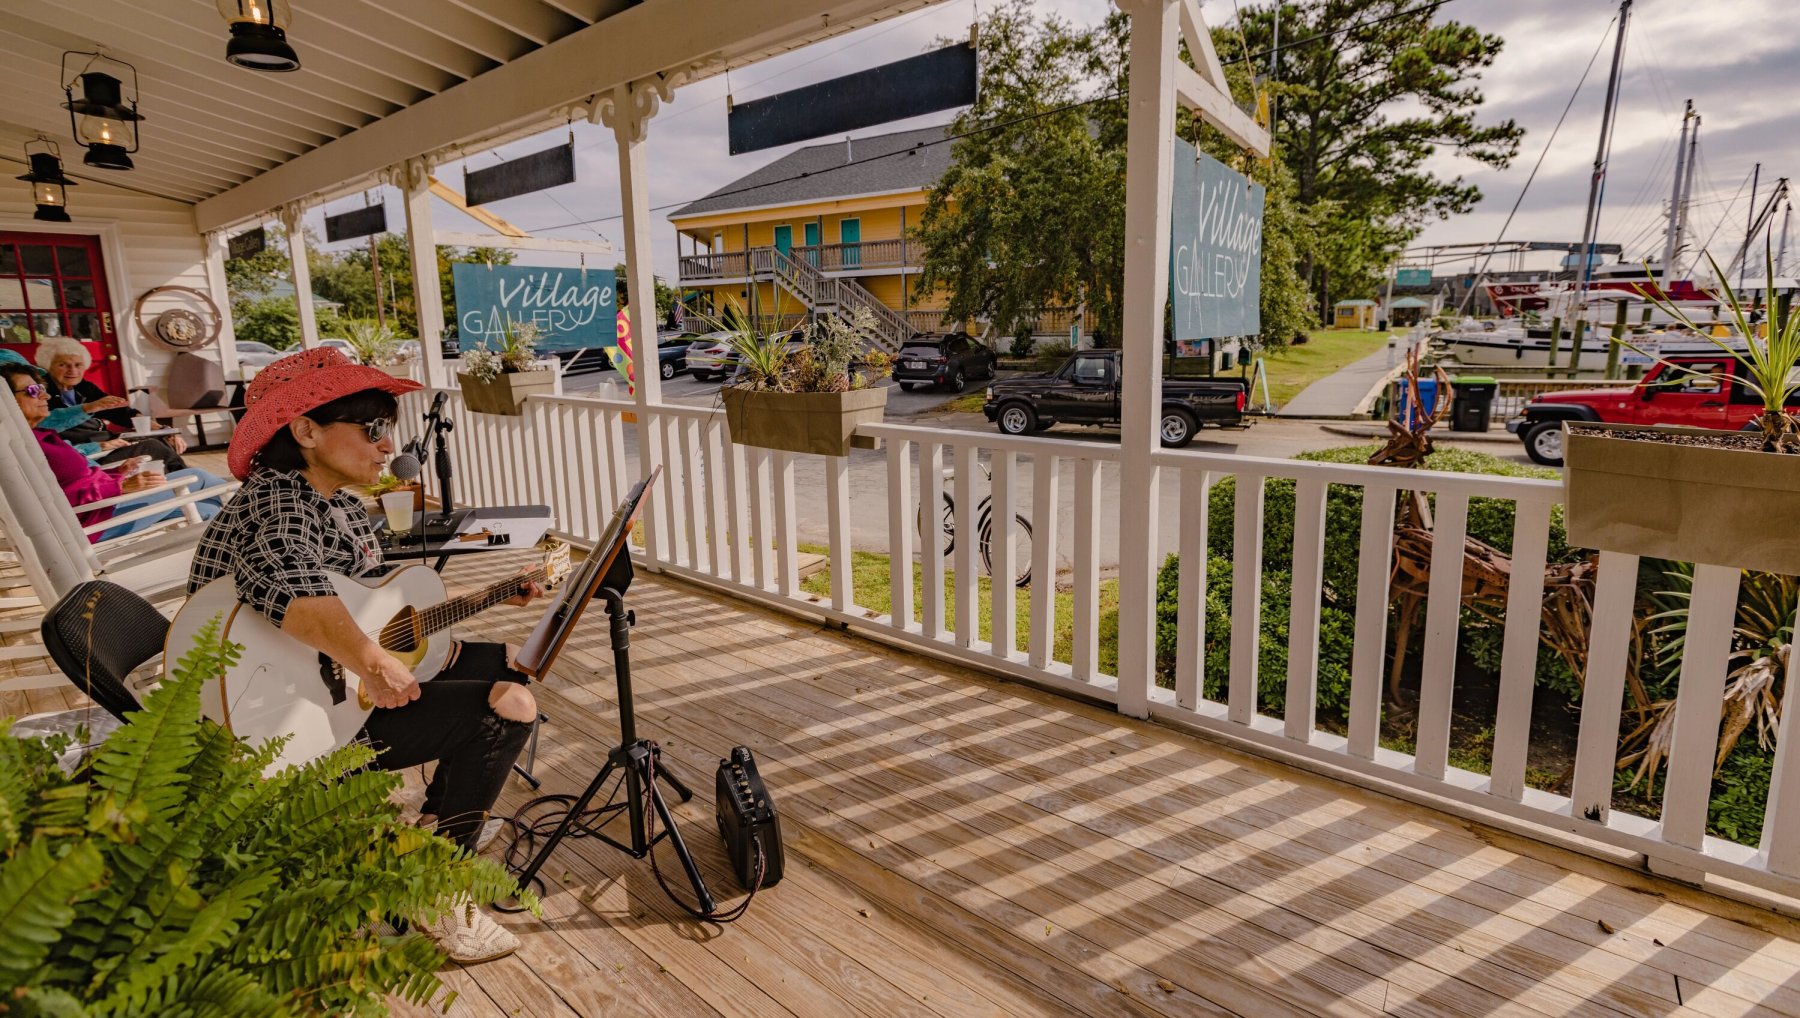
0,0,942,231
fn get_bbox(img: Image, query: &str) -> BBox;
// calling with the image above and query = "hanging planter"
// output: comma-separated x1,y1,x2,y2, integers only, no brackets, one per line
1564,423,1800,573
722,385,887,457
457,321,553,415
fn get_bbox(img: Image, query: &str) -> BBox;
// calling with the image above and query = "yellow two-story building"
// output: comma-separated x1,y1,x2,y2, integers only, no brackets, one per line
669,126,958,350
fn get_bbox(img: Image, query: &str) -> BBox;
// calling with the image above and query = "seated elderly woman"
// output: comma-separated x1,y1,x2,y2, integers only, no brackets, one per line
4,362,226,542
18,341,188,471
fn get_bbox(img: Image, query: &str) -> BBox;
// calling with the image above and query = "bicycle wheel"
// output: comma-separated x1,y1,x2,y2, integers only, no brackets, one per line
977,505,1034,588
915,491,957,556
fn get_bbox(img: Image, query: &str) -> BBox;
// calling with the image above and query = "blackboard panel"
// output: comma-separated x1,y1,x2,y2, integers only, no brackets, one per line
227,226,266,260
728,43,977,156
465,142,576,207
324,205,388,242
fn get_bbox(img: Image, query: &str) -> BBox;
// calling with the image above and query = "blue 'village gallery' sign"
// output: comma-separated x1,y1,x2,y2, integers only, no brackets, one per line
450,263,617,352
1169,138,1264,342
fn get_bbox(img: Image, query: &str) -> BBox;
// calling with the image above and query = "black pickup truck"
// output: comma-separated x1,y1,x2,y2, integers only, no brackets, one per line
981,350,1246,447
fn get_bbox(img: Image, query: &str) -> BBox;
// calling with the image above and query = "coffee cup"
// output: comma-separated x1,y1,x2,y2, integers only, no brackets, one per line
380,491,415,533
131,414,153,435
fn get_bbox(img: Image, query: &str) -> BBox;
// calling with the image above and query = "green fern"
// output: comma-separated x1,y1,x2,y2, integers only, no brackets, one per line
0,618,538,1015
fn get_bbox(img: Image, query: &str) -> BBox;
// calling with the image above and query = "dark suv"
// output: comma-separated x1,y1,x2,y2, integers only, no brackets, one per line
893,333,998,392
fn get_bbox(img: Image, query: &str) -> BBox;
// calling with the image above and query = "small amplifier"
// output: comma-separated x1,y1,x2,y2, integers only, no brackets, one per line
714,746,784,891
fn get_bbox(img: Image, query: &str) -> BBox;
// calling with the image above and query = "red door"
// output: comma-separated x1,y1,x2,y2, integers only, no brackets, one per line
0,232,124,395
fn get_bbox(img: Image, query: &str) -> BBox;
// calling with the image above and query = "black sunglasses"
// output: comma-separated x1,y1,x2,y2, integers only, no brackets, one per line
327,417,392,443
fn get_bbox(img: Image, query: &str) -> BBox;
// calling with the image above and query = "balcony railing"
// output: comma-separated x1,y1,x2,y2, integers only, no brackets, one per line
395,386,1800,908
680,239,912,283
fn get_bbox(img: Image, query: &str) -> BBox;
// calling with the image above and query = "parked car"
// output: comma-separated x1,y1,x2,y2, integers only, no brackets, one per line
658,335,698,380
318,337,357,362
234,340,286,368
981,349,1246,447
726,332,808,384
687,329,805,382
1507,354,1795,466
395,340,422,362
893,333,998,392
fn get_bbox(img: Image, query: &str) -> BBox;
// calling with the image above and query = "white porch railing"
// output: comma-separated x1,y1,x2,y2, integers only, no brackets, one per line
397,387,1800,907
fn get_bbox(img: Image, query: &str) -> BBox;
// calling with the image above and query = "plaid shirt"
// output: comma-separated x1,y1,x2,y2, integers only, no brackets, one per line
187,470,383,627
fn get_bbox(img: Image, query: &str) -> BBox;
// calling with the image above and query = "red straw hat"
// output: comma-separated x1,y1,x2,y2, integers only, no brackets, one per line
227,347,421,480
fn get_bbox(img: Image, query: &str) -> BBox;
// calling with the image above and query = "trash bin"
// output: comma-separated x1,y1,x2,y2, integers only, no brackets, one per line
1450,375,1498,432
1394,377,1438,429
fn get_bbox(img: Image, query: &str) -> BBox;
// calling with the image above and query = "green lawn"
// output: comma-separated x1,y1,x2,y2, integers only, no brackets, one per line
798,543,1121,675
1257,328,1392,408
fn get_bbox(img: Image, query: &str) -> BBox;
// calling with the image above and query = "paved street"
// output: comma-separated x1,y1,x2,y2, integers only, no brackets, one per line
556,365,1534,578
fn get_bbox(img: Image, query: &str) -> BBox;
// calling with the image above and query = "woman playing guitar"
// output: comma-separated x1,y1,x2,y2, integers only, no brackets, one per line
187,347,540,964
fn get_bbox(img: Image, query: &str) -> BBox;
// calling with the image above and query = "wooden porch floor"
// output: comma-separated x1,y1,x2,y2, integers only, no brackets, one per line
10,546,1800,1016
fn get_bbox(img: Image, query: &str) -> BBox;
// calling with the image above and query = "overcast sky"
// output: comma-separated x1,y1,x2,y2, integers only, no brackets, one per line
311,0,1794,283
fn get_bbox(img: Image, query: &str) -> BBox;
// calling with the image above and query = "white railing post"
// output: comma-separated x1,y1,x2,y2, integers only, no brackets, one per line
989,450,1017,660
887,438,916,631
772,449,798,598
1175,469,1210,710
953,445,978,648
1762,604,1800,876
279,204,320,349
1489,498,1553,801
399,158,448,388
1660,563,1741,849
1284,477,1327,740
1228,474,1265,723
1348,485,1397,759
1072,460,1103,682
1570,550,1641,824
1414,492,1470,779
919,442,947,640
1028,454,1060,670
826,454,852,612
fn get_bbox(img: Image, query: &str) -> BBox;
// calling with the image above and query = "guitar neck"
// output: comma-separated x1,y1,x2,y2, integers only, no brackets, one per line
419,566,548,636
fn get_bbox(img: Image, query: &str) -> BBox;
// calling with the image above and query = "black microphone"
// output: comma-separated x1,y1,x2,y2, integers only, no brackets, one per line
389,452,422,482
424,390,447,420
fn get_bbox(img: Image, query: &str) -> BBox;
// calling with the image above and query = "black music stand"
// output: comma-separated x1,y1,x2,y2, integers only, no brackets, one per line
505,469,716,913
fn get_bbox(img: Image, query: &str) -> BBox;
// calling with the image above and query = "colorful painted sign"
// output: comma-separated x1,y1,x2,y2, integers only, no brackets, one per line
1169,139,1264,341
609,308,636,395
450,263,617,352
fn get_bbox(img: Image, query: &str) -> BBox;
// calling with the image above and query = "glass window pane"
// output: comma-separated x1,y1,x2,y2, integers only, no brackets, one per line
55,246,90,276
0,280,24,309
23,279,55,309
20,246,54,275
61,280,96,308
68,313,100,340
0,247,16,274
32,313,64,338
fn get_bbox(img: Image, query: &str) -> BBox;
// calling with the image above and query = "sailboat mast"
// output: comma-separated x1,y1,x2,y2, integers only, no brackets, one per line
1779,198,1793,278
1742,162,1761,290
1674,113,1701,278
1660,100,1693,287
1574,0,1632,308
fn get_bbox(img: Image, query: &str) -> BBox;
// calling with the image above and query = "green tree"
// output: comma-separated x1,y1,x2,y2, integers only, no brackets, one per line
1230,1,1522,310
231,297,301,350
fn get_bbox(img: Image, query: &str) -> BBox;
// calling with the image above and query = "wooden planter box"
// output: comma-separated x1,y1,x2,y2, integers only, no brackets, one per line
721,385,887,457
1564,422,1800,573
457,369,555,416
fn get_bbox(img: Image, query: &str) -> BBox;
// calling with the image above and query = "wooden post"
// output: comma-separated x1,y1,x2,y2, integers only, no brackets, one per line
1605,300,1627,379
400,159,448,387
368,234,386,330
280,205,319,349
1547,315,1562,369
1568,319,1588,376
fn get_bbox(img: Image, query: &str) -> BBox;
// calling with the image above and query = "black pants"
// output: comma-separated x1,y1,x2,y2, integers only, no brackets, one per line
96,437,186,472
359,641,531,851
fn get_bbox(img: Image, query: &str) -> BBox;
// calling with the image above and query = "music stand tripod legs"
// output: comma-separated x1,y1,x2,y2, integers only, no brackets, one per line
510,587,716,914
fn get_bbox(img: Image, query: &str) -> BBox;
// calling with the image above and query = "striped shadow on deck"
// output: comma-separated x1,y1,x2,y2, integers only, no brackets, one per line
379,552,1800,1018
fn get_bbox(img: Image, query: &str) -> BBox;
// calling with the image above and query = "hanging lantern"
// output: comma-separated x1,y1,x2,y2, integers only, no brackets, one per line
217,0,300,72
17,139,76,223
61,53,143,171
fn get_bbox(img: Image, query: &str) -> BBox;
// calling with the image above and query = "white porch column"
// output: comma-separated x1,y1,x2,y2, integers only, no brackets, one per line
601,79,671,564
203,230,242,380
1113,0,1180,719
279,205,319,349
399,158,449,387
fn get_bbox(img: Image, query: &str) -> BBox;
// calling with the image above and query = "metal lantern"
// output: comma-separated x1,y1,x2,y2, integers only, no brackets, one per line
217,0,300,72
17,140,76,223
61,53,143,171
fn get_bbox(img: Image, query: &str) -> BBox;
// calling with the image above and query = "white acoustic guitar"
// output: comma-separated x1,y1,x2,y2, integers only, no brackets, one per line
168,540,571,772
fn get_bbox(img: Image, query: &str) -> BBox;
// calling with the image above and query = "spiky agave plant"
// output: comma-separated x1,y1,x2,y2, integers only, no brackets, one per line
1624,245,1800,453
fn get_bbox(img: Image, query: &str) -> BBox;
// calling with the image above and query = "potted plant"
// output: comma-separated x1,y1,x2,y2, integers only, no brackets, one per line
1564,249,1800,573
338,318,413,378
0,620,534,1015
457,318,555,416
715,307,893,457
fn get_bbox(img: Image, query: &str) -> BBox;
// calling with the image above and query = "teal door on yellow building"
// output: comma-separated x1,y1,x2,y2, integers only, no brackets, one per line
840,218,860,268
773,225,792,257
803,222,820,266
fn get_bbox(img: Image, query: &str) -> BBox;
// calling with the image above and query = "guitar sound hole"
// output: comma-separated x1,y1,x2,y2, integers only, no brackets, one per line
382,610,420,654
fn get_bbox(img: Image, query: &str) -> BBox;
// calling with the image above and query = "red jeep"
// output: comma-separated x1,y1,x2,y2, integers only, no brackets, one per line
1508,354,1793,465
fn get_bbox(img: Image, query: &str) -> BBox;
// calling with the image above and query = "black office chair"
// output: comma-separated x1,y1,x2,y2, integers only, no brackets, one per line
39,581,169,722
